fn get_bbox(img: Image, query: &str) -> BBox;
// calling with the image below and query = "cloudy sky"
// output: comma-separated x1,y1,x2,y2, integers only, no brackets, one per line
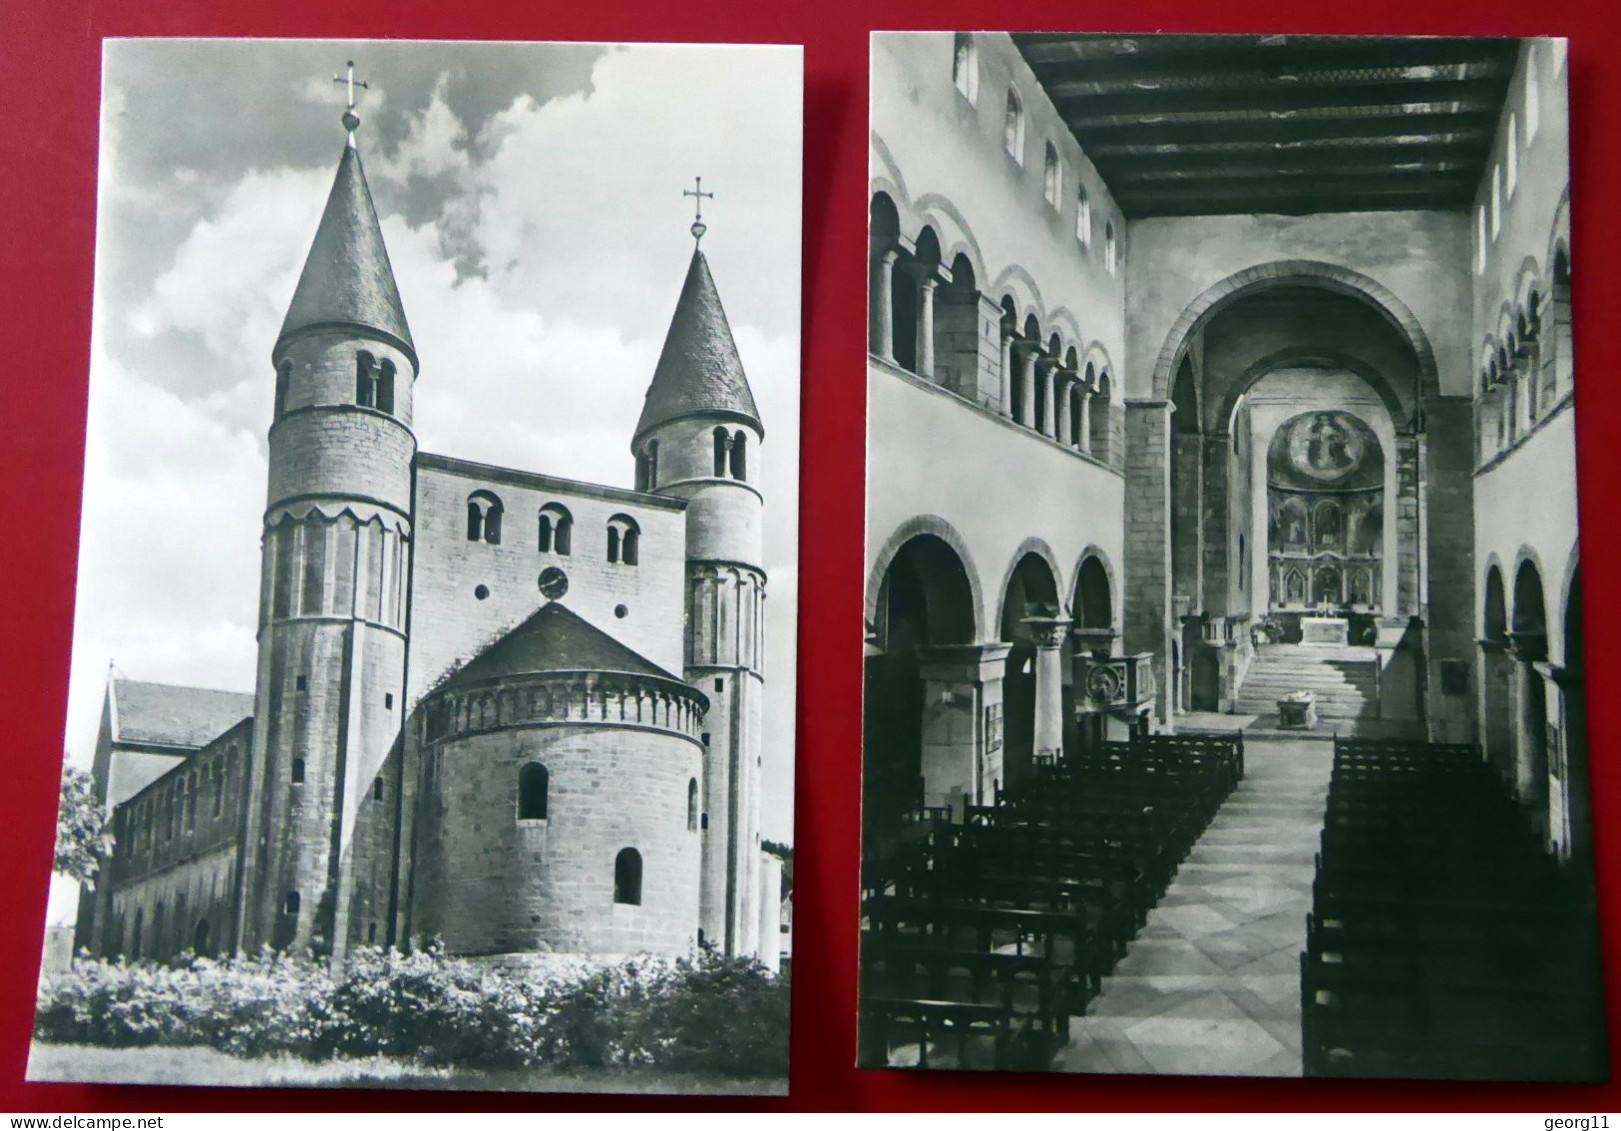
67,39,803,844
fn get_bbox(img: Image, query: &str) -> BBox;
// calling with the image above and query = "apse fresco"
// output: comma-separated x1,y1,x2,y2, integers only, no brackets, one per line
1267,411,1385,611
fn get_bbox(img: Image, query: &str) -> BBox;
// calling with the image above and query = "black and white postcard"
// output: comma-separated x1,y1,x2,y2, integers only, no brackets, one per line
859,31,1601,1080
33,37,801,1094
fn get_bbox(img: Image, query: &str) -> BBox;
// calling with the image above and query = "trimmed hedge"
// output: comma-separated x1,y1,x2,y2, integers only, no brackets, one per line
34,943,788,1077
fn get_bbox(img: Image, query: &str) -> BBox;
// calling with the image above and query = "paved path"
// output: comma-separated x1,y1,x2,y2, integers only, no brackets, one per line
1053,738,1333,1077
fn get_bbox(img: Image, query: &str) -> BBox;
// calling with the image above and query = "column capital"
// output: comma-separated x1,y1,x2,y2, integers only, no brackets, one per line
1021,615,1071,650
1505,630,1548,663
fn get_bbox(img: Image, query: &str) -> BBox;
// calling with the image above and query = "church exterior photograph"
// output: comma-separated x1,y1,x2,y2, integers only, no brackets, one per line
31,38,801,1093
859,32,1602,1080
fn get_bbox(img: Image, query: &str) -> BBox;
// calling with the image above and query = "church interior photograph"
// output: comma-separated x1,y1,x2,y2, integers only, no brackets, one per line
29,37,802,1093
859,31,1602,1079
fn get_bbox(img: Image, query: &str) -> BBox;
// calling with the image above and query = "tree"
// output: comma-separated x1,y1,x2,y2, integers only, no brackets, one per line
55,763,111,887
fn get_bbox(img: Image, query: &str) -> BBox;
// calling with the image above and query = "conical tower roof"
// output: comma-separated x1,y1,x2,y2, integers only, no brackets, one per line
633,248,762,445
276,143,416,366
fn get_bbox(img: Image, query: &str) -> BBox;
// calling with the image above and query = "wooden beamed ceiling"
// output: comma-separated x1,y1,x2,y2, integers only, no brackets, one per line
1012,34,1521,217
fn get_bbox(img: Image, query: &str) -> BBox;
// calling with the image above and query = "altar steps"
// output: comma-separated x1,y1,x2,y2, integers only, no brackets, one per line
1235,644,1379,720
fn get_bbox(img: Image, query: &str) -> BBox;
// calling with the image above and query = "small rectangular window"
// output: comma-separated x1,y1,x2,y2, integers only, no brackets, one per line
373,777,384,802
295,675,307,691
385,693,394,709
714,678,724,692
702,732,711,746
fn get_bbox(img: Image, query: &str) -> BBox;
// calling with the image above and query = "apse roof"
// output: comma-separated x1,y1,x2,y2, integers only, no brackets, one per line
634,248,762,443
442,602,681,689
277,143,416,361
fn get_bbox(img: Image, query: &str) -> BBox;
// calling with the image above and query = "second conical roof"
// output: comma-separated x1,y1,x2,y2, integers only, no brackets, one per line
633,248,762,444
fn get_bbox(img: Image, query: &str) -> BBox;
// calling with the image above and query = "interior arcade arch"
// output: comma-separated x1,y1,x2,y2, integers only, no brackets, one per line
863,532,980,846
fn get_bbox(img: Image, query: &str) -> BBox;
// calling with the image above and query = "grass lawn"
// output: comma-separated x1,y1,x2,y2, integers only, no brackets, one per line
26,1042,786,1095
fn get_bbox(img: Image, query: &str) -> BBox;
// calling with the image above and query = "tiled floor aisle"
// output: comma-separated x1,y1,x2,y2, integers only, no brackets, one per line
1053,738,1334,1077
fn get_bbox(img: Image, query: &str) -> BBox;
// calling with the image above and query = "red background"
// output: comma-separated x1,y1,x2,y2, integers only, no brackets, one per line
2,0,1619,1112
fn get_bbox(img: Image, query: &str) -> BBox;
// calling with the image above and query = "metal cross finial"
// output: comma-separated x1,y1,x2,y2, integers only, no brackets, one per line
683,176,715,244
332,60,369,142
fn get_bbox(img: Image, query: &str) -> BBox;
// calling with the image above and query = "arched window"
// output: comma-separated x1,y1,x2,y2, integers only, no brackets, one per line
518,762,549,820
614,847,643,905
193,918,212,958
687,778,699,831
1003,88,1025,162
283,891,301,916
607,515,640,567
372,777,384,802
376,359,396,416
713,427,731,476
1076,188,1092,247
730,431,748,481
1105,223,1118,274
538,503,573,555
276,360,292,416
1042,142,1062,208
356,351,378,408
291,758,305,785
467,490,503,544
952,34,977,103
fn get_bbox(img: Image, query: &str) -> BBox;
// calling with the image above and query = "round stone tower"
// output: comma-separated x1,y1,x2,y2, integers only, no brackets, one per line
235,111,416,958
632,230,768,957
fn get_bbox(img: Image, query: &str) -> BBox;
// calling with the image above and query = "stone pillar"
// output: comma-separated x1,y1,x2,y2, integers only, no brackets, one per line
1124,400,1174,722
1478,639,1516,784
1507,633,1550,843
1538,662,1569,858
998,329,1014,418
1040,360,1059,439
917,643,1011,817
1076,385,1091,454
869,249,897,363
1016,344,1040,430
915,274,939,381
1200,433,1230,617
1394,431,1422,617
1421,398,1478,743
1023,618,1070,763
1551,662,1589,865
1056,375,1073,446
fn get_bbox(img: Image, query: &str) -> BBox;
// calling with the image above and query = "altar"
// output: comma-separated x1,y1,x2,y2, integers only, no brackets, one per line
1300,616,1349,646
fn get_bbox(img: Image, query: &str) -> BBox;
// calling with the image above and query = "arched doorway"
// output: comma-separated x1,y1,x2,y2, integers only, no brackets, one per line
1000,552,1060,785
864,533,976,842
1511,559,1550,838
1480,565,1515,784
